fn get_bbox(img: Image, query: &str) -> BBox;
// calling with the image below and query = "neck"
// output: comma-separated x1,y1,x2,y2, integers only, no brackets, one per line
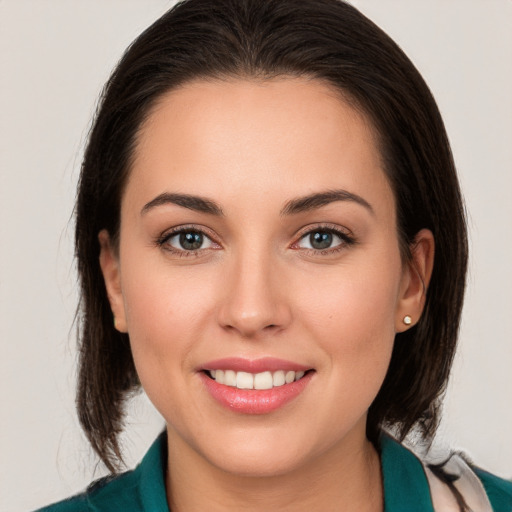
165,426,383,512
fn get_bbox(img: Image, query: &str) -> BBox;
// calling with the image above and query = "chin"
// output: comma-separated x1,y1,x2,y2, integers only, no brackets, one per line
210,447,307,478
191,424,333,479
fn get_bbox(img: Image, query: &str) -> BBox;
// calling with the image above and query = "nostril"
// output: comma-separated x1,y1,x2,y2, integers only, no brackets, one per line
262,324,280,333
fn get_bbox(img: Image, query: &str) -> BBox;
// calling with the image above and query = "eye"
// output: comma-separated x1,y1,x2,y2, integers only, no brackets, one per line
298,230,342,250
160,229,215,252
295,227,354,252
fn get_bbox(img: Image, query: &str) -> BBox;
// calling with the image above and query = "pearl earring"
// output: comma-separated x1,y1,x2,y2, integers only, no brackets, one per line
403,315,412,325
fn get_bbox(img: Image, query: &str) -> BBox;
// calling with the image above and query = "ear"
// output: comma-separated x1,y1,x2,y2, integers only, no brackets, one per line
395,229,435,332
98,229,128,333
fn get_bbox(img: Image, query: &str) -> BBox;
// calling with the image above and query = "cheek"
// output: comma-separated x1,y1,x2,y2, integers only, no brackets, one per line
292,254,401,386
294,268,399,428
118,248,224,384
119,263,216,422
122,267,212,349
297,262,400,342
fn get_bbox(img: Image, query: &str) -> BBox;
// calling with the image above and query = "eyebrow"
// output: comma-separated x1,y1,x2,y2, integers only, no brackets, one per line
141,192,224,216
280,189,374,216
141,188,373,217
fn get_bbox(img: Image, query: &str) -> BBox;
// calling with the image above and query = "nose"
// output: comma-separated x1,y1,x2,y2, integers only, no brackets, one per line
216,250,292,339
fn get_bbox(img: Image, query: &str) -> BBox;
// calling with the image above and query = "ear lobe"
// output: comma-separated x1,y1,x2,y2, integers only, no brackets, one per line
395,228,435,332
98,229,128,333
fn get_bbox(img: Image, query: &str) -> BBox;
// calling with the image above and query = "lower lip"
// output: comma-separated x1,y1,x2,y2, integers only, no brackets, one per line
199,371,313,414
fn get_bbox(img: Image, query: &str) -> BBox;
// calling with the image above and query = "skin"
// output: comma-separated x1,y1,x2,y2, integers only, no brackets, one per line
99,78,434,511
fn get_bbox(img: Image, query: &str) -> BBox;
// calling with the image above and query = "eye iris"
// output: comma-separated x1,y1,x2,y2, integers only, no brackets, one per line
310,231,332,250
179,232,203,250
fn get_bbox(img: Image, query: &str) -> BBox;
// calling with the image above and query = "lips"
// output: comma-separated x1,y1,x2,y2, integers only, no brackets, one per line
199,357,314,414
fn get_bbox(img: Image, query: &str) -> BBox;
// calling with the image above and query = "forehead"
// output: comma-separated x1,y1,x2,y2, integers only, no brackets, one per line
127,77,393,217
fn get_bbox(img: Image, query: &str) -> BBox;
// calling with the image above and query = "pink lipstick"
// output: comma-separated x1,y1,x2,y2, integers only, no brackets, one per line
199,357,314,414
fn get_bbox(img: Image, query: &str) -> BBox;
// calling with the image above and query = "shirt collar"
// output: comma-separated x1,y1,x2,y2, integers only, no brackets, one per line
135,431,434,512
380,433,434,511
136,431,170,511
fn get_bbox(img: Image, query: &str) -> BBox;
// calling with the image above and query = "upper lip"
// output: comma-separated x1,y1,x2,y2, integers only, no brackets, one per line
201,357,312,373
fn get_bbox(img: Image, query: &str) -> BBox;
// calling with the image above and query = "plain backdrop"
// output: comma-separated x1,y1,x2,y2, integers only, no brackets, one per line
1,1,511,510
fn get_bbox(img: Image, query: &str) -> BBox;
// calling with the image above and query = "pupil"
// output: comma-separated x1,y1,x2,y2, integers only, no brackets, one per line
310,231,332,250
180,232,203,250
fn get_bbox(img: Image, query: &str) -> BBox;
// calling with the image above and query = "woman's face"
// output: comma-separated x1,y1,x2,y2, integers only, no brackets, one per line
101,78,429,477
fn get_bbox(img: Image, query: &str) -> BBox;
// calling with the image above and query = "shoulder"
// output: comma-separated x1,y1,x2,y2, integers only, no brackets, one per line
34,432,169,512
34,470,142,512
425,456,512,512
380,433,512,512
474,467,512,512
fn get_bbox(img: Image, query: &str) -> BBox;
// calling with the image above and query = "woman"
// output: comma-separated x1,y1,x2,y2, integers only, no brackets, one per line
36,0,511,510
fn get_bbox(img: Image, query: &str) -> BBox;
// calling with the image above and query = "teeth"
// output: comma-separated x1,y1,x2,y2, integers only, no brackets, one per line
236,371,254,389
215,369,224,383
209,369,308,389
273,370,285,387
254,371,273,390
224,370,237,386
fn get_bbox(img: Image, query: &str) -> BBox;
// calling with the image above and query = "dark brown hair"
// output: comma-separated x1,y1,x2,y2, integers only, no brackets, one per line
75,0,467,472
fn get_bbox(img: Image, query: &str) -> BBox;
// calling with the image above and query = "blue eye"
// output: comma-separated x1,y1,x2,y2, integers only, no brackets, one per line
297,230,346,250
165,230,214,251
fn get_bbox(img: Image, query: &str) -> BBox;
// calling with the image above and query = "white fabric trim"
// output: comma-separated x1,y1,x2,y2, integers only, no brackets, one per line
422,454,493,512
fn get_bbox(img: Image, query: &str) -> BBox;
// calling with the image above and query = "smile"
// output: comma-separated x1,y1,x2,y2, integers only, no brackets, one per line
200,358,314,414
208,369,306,390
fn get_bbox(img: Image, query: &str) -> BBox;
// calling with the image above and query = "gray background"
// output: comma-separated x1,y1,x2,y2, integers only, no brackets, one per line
1,1,511,510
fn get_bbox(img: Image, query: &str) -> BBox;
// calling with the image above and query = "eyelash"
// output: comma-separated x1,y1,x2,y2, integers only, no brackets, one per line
291,223,356,255
156,223,356,257
156,225,220,257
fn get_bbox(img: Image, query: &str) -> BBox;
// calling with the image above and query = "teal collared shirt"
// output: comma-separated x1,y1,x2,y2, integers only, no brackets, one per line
37,433,512,511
